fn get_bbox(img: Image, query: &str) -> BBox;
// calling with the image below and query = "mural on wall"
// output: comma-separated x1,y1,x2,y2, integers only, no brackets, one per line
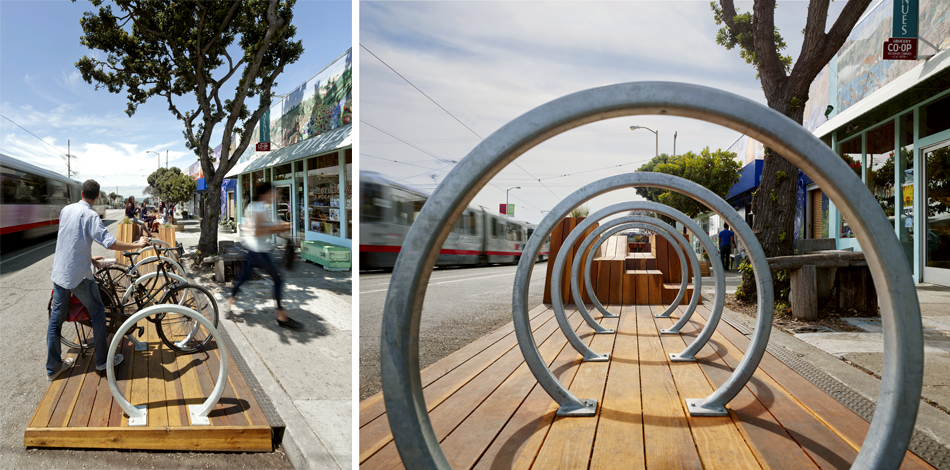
805,0,950,121
236,49,353,165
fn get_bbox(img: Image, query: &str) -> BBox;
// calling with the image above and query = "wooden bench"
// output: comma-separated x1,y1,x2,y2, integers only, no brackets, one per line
767,247,876,320
202,240,246,282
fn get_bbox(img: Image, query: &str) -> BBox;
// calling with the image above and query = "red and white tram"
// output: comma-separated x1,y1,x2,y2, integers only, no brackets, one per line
1,153,106,239
359,171,549,270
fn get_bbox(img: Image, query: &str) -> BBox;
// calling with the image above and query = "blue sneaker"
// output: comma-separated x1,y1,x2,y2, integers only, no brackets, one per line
47,358,74,382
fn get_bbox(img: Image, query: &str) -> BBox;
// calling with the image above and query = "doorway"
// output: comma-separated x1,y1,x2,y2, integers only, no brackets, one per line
924,139,950,286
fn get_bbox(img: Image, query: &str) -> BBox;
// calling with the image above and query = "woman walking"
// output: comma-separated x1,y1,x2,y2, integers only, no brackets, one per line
227,182,304,329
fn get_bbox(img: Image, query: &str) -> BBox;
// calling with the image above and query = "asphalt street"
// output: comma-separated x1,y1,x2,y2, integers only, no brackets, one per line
0,209,293,469
359,261,548,400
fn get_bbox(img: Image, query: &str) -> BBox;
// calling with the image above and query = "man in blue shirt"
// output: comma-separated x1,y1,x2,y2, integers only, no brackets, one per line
48,180,149,381
718,223,735,271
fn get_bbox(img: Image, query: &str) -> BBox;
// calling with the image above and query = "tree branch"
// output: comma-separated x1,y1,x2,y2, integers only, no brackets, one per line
752,0,787,96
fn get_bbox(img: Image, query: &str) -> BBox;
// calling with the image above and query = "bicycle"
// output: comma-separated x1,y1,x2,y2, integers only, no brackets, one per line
50,245,219,355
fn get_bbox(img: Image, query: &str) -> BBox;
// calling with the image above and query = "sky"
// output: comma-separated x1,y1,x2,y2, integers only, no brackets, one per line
360,0,854,224
0,0,352,202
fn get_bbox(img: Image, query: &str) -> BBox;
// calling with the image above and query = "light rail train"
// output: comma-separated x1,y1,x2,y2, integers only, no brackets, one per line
1,153,107,239
359,171,549,270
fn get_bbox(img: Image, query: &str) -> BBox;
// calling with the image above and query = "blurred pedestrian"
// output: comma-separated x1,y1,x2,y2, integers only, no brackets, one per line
227,182,303,330
718,223,734,270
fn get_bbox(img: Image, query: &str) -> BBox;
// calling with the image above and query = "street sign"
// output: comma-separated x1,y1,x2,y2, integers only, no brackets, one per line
256,142,271,152
884,38,918,60
893,0,918,38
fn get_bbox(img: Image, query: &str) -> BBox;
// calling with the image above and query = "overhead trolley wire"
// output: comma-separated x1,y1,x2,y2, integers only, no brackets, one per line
360,43,563,203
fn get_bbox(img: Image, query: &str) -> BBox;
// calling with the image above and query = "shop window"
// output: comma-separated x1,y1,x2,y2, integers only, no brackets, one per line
839,137,862,239
344,162,352,239
866,120,895,219
241,173,251,216
308,154,341,236
274,163,292,181
921,94,950,140
926,144,950,269
899,111,915,267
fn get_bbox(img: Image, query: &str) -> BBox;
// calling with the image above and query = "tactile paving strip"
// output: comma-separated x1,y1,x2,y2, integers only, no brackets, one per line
719,314,950,470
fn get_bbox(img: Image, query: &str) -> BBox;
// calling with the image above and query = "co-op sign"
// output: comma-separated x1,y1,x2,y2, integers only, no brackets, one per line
884,0,918,60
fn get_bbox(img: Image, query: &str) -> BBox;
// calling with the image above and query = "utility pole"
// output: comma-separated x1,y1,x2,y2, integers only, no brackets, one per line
674,131,677,156
67,140,71,178
165,150,168,169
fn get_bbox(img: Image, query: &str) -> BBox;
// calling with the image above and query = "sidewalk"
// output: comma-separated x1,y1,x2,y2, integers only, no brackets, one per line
175,218,352,469
702,271,950,466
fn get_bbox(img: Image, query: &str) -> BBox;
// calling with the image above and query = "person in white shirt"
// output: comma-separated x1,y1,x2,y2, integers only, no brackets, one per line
227,182,304,329
47,179,149,381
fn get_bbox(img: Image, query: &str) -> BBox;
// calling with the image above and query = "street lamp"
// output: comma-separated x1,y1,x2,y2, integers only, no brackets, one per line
146,150,161,169
506,186,521,218
630,125,658,157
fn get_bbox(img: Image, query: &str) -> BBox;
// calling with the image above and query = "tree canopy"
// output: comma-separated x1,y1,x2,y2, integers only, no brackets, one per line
76,0,303,256
145,167,196,209
635,148,742,218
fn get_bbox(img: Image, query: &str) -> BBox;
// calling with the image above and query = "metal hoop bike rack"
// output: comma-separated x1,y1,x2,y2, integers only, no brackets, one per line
579,218,696,321
570,214,698,322
105,304,228,427
380,81,923,469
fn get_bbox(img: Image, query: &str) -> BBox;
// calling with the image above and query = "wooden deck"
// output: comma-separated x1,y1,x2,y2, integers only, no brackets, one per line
359,304,936,469
26,317,275,452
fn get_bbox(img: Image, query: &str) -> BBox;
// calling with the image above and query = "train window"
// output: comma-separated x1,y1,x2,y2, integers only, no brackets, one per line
466,212,477,235
1,168,47,204
393,196,410,225
360,182,383,222
48,180,69,205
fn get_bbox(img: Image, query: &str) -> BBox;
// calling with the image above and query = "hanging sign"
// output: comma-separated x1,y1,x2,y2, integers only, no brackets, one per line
499,204,507,215
256,142,271,151
507,204,514,216
883,37,918,60
892,0,918,38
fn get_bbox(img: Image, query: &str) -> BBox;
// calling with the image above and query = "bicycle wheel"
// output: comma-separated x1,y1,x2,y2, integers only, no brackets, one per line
156,283,219,354
96,266,133,314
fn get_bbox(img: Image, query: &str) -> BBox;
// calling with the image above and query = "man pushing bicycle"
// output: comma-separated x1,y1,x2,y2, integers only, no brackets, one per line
47,179,150,381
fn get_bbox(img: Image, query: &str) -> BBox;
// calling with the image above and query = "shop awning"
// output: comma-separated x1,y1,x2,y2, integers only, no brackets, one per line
813,48,950,139
224,124,351,178
727,159,763,201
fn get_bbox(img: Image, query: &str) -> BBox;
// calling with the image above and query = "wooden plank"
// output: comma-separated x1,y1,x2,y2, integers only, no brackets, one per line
647,271,662,305
359,307,559,462
652,308,760,470
693,307,932,470
28,346,80,429
656,234,670,282
689,307,859,469
533,316,618,468
67,355,103,428
609,237,625,304
637,305,703,469
362,306,589,468
204,337,250,427
471,307,607,470
621,272,637,305
596,257,611,305
191,341,231,426
175,334,205,426
88,352,116,428
360,305,551,427
47,346,95,427
672,307,820,470
767,251,864,270
440,307,605,469
146,320,169,428
543,219,567,304
160,332,188,427
790,265,818,321
589,305,644,470
126,320,150,426
222,339,271,429
24,426,273,452
636,272,649,306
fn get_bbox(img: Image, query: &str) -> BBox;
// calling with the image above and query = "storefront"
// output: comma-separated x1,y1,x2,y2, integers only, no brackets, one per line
227,125,353,249
806,47,950,284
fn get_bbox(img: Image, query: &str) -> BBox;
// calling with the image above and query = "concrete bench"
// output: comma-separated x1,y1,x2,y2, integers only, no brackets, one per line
767,247,875,320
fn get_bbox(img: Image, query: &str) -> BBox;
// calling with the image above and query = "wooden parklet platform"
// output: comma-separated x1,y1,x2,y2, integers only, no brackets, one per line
26,317,275,452
359,304,936,469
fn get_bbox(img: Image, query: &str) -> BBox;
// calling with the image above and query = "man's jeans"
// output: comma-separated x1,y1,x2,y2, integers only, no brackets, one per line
48,278,108,375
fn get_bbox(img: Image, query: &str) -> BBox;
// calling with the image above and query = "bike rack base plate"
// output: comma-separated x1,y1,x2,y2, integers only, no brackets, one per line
669,352,697,362
556,399,597,417
685,398,729,417
189,405,211,426
582,353,610,362
127,405,148,427
128,335,147,352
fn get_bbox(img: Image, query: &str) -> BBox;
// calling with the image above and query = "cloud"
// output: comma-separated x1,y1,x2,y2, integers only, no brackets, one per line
59,70,86,95
23,73,68,106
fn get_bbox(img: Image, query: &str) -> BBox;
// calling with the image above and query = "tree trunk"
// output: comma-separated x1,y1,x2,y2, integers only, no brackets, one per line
198,184,222,260
736,92,807,302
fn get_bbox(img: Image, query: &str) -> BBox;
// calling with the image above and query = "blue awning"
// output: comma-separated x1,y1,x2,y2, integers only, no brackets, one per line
727,159,763,201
